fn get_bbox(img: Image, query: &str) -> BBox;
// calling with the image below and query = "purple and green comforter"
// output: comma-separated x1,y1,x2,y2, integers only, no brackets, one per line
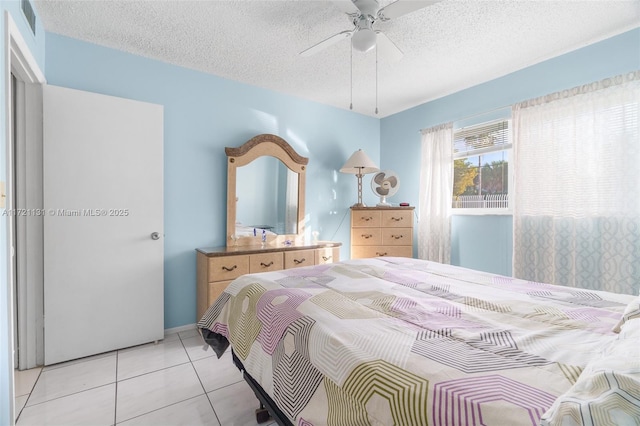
197,257,636,426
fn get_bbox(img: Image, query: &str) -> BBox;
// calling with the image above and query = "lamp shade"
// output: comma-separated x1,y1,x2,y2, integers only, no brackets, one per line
340,149,379,175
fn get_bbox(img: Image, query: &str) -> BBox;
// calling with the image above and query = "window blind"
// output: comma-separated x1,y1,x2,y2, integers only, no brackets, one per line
453,119,511,158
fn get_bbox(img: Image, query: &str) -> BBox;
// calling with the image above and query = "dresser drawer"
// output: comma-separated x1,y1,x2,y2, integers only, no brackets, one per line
351,228,382,246
381,210,413,227
381,228,413,246
250,252,283,273
197,243,342,321
208,255,249,282
208,280,233,307
315,247,340,265
351,210,381,227
284,250,315,269
351,246,413,259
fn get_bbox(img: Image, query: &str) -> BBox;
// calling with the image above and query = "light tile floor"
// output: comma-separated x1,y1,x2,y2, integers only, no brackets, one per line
14,328,277,426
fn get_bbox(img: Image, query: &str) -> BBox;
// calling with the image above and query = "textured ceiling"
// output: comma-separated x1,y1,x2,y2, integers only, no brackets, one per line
33,0,639,117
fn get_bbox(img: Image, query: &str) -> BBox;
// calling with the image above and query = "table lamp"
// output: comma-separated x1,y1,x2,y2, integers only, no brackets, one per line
340,149,379,207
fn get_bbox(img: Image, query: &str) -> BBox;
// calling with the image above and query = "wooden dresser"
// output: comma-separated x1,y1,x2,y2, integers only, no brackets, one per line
350,206,414,259
196,242,341,319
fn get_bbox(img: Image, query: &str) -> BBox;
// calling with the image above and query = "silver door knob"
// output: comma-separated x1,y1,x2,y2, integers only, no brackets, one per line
151,232,160,240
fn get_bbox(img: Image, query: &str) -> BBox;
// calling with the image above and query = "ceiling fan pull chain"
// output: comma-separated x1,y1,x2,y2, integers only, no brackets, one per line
375,46,379,115
350,46,353,110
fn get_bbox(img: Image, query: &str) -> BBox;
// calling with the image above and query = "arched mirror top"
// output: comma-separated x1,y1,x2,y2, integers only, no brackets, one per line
226,134,307,248
225,134,308,169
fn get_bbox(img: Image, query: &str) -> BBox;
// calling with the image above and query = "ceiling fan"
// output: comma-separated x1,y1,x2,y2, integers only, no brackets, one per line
300,0,441,61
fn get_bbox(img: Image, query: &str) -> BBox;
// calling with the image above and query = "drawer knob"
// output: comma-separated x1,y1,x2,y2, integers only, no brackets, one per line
391,217,403,222
362,216,373,221
221,265,237,272
293,258,306,264
392,235,403,239
260,261,274,267
362,234,373,239
376,252,388,256
322,256,332,261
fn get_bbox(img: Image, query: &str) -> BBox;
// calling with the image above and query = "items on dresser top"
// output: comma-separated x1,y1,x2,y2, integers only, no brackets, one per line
350,206,414,259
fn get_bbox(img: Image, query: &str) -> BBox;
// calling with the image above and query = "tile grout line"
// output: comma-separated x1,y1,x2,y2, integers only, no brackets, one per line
117,359,193,383
114,349,119,426
115,394,209,425
19,382,116,409
42,352,115,372
16,382,117,425
14,367,44,424
180,328,223,426
115,329,215,425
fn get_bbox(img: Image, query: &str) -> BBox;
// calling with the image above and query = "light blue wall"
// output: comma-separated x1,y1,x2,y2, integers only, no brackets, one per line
0,1,45,423
44,33,380,329
380,28,640,276
451,215,513,274
43,27,640,329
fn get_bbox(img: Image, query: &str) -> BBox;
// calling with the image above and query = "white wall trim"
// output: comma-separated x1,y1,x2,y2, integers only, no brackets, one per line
4,10,45,423
5,12,44,83
6,9,46,372
164,323,197,336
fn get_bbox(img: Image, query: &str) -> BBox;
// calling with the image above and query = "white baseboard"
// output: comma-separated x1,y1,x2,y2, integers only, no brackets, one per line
164,323,197,335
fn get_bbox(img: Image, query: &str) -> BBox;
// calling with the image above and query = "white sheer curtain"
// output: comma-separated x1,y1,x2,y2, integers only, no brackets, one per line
418,123,453,263
513,71,640,295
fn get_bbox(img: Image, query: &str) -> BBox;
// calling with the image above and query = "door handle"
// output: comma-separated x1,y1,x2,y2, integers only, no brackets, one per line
151,232,160,240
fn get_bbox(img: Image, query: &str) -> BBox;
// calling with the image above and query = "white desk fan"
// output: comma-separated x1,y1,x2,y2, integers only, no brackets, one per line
371,170,400,206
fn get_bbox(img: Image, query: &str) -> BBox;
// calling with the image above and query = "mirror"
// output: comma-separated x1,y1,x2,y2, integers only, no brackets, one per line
226,134,307,247
235,156,298,235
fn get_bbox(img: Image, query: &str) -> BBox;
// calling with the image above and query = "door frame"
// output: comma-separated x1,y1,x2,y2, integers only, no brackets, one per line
4,8,46,377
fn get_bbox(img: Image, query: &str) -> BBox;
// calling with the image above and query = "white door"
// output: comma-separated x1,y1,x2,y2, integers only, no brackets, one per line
43,85,164,365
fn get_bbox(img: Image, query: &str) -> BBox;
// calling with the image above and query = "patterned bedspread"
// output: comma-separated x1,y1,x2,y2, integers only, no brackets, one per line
197,257,636,426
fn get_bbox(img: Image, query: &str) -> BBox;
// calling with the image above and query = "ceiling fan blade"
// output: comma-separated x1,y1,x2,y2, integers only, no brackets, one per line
376,32,403,62
378,0,441,20
332,0,360,14
300,30,355,57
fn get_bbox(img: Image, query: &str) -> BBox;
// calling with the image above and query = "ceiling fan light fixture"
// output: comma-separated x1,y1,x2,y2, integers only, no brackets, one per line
351,28,376,52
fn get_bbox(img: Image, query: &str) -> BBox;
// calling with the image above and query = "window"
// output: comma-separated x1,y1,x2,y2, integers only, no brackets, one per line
452,119,511,211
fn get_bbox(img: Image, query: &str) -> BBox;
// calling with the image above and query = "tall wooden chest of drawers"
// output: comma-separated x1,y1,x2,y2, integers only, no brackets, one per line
350,206,414,259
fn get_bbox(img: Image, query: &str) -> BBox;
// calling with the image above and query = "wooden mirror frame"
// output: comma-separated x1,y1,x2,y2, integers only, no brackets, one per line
226,134,308,248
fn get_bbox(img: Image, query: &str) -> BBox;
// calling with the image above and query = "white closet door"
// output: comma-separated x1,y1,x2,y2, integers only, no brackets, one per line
43,85,164,365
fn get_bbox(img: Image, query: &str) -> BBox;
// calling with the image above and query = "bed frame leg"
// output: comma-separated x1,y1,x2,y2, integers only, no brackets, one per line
255,403,271,424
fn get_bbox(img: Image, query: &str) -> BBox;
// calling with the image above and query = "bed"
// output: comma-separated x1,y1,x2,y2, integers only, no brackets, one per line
197,257,640,426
